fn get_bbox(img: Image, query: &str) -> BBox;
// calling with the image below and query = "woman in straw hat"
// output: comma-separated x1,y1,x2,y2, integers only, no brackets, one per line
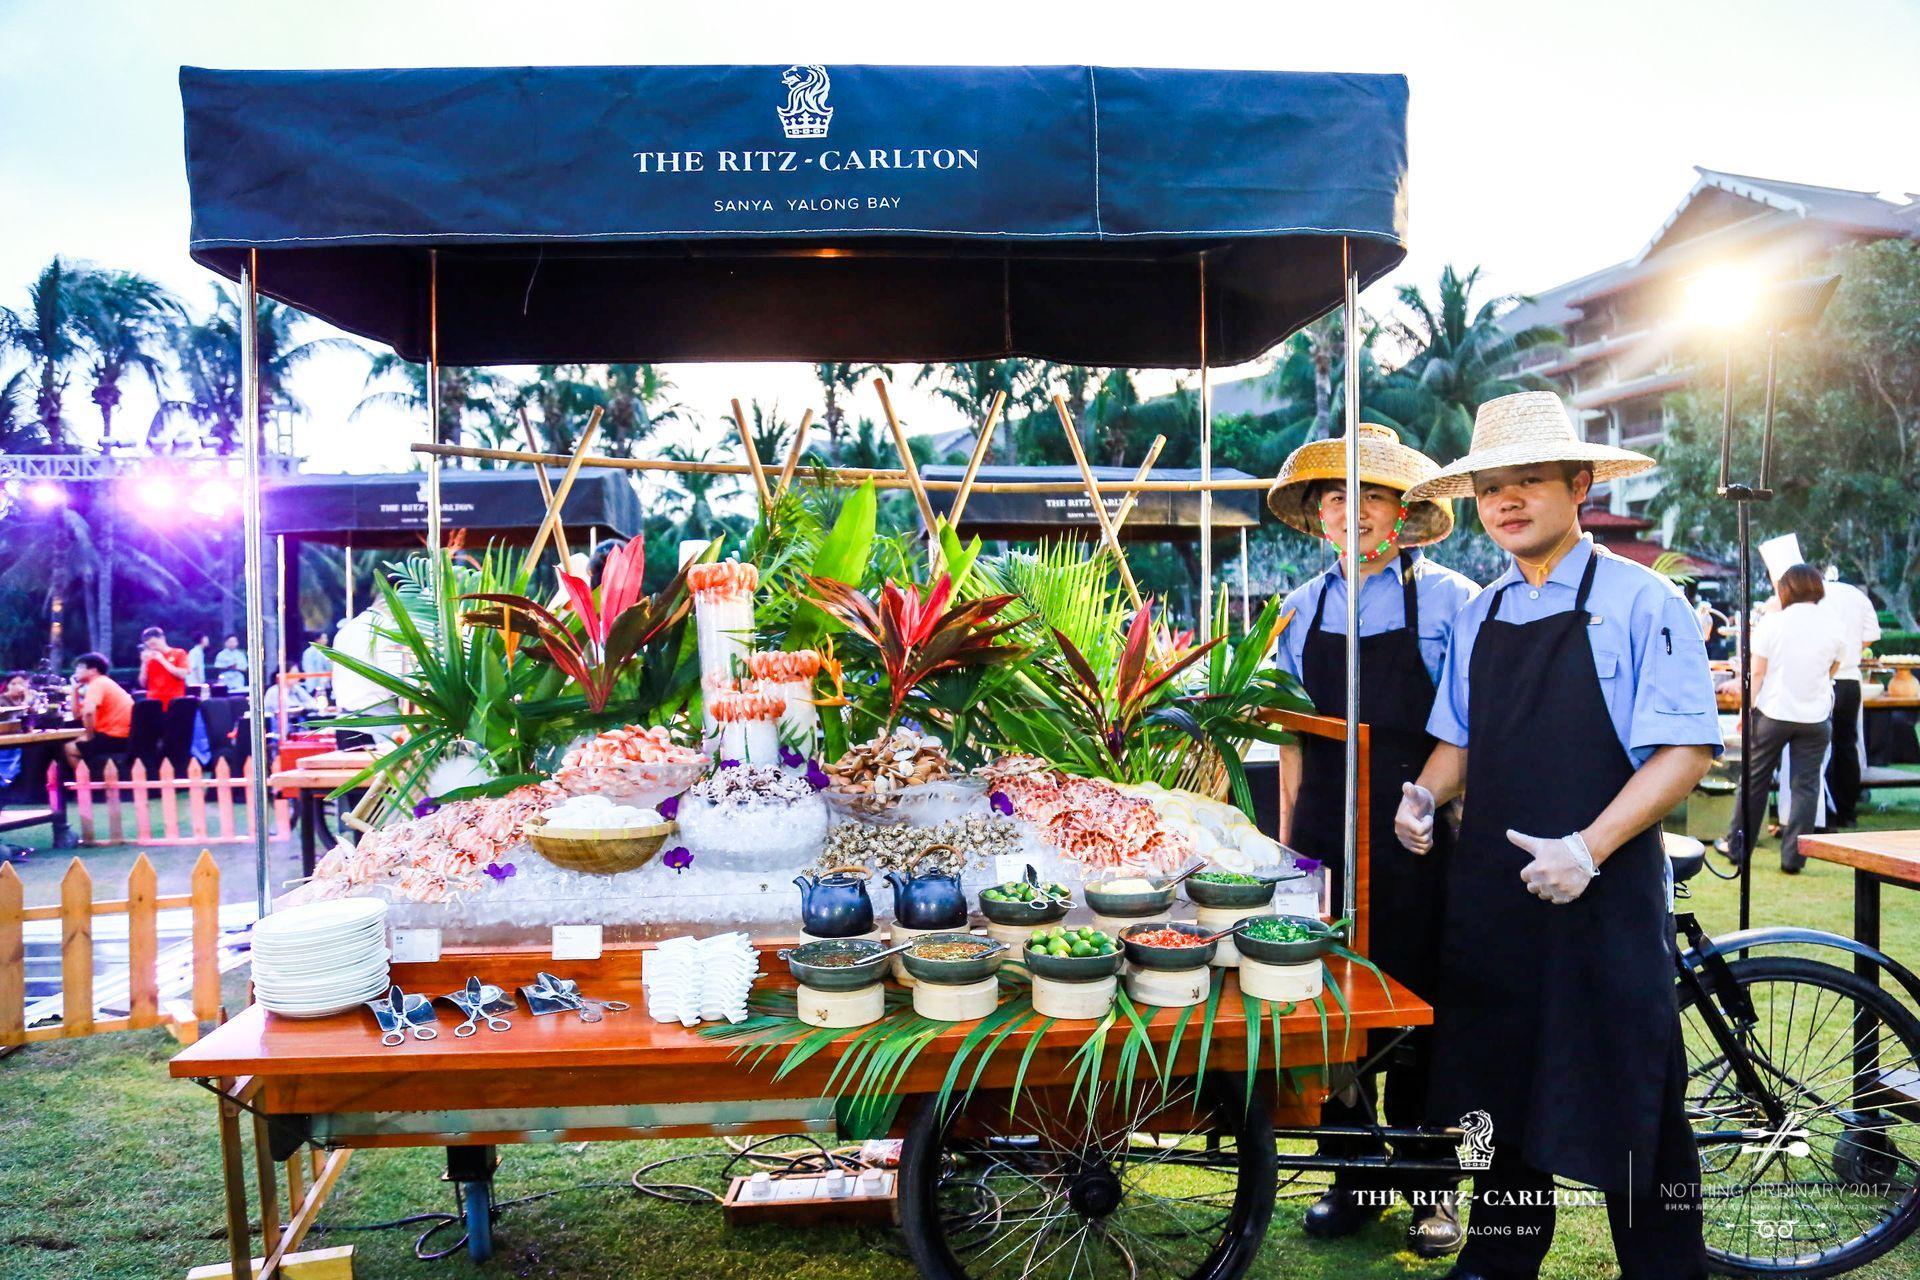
1268,423,1477,1258
1395,391,1721,1280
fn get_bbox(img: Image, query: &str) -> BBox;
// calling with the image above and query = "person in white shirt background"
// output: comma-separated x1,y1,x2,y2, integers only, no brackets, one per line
1720,564,1847,873
1819,567,1880,828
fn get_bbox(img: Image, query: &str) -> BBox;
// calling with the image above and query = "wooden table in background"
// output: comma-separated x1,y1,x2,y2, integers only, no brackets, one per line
267,768,366,878
0,728,84,847
1798,828,1920,962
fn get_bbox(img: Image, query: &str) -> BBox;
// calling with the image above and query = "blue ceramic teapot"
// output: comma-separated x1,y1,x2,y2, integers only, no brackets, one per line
794,866,874,938
884,847,969,930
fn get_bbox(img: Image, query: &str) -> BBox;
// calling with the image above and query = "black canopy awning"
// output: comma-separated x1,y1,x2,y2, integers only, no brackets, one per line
262,469,644,547
922,465,1261,543
180,64,1408,367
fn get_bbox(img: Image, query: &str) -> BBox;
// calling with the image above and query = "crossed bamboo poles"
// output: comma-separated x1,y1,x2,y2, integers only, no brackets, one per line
413,378,1254,601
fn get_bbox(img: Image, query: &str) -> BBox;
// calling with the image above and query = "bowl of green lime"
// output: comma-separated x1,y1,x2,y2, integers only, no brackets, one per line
979,877,1072,925
1021,925,1123,982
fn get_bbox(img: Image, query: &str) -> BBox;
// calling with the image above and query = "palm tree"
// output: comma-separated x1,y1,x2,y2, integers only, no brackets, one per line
71,269,184,649
157,288,358,454
1,258,88,453
812,362,891,452
746,400,793,471
913,361,1043,463
599,363,685,459
1390,265,1562,464
658,442,738,540
0,369,35,452
73,270,181,451
0,500,99,668
513,365,602,453
352,353,507,454
834,416,892,471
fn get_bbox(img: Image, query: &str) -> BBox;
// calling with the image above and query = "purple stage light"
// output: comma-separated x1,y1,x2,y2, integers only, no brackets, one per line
26,482,64,509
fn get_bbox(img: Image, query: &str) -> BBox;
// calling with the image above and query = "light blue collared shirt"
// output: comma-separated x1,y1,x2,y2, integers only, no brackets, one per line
1427,535,1723,767
1275,550,1481,687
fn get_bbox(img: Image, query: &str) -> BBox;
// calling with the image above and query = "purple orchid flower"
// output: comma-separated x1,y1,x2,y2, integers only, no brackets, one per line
662,846,694,872
413,796,441,819
483,861,517,882
989,790,1014,817
658,794,680,820
1294,857,1322,874
719,758,741,771
778,745,805,769
804,759,831,792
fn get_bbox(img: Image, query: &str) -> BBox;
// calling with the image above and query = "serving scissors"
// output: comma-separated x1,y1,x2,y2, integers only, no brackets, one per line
525,971,631,1023
368,985,440,1047
444,977,515,1037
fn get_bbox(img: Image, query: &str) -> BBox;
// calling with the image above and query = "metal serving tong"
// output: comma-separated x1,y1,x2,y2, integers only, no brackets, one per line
520,971,631,1023
442,977,516,1037
368,985,440,1047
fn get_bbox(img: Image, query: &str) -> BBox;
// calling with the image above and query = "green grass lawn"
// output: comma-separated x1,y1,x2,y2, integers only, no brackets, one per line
2,806,1917,1280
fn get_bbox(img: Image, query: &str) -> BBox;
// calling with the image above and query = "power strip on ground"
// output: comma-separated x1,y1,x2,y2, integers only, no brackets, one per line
722,1166,899,1228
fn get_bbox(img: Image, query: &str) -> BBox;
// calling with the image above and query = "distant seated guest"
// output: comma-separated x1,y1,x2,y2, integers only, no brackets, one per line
0,671,29,788
138,626,189,708
300,629,331,690
213,635,248,692
187,633,211,688
64,653,133,773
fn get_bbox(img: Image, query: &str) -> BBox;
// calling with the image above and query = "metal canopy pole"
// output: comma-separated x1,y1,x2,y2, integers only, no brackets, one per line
239,251,273,916
426,250,445,585
1341,238,1361,928
1198,253,1214,640
343,540,354,620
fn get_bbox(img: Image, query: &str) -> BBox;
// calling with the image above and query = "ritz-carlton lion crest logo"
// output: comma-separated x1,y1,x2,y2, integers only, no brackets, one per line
778,65,833,139
1455,1110,1495,1171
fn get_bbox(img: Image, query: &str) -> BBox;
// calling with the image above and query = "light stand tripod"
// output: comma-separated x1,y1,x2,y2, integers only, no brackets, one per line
1712,274,1840,931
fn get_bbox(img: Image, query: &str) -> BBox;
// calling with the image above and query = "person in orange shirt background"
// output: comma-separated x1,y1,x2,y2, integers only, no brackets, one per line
64,652,134,772
138,626,189,708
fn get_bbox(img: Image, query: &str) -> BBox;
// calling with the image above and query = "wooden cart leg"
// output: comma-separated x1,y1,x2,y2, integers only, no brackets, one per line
286,1144,307,1226
217,1091,252,1279
253,1112,282,1256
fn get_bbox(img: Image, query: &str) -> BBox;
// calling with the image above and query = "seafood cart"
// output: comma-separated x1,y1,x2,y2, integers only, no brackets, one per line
169,62,1442,1280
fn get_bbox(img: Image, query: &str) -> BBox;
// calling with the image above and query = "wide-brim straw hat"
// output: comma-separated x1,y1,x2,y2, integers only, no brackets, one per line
1266,423,1454,547
1403,391,1657,504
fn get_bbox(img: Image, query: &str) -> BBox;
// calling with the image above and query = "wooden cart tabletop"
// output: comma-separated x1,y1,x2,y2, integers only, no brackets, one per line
1799,829,1920,885
172,944,1429,1091
0,727,82,747
267,769,366,790
1717,692,1920,712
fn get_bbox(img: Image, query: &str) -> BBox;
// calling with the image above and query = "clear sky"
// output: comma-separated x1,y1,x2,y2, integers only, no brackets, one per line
2,0,1917,474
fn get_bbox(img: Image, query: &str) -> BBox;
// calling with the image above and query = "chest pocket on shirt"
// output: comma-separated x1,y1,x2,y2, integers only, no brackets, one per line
1592,648,1622,681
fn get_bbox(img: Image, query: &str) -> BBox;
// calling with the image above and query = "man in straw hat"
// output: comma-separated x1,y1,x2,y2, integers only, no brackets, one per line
1268,423,1477,1257
1395,391,1721,1280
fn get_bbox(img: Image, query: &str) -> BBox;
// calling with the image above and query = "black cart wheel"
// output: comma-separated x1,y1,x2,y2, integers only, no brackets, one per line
900,1074,1276,1280
1679,955,1920,1277
459,1180,493,1262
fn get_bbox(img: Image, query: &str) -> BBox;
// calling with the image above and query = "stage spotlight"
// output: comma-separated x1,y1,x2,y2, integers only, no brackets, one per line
190,479,238,515
26,481,65,508
137,477,178,510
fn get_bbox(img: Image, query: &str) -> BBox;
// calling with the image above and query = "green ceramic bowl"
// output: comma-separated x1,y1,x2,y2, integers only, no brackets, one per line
1022,942,1125,983
978,887,1071,925
1183,874,1280,910
1083,880,1178,918
781,938,891,991
1119,921,1218,970
900,933,1005,985
1232,915,1341,966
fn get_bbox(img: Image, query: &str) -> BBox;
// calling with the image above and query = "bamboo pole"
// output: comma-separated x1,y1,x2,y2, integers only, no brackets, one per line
873,378,940,536
518,408,570,567
775,408,815,498
1052,395,1142,608
408,442,1275,492
1110,434,1167,536
520,407,601,582
730,399,773,511
947,390,1006,527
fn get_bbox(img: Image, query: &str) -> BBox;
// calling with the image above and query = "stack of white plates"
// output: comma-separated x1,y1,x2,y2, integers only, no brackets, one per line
642,931,759,1026
252,898,392,1018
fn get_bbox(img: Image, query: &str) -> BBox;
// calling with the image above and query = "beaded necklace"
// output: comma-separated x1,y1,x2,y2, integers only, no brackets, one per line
1321,503,1409,564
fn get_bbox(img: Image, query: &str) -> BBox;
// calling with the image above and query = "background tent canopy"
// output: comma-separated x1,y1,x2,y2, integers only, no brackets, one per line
923,465,1260,543
262,469,643,547
181,64,1408,368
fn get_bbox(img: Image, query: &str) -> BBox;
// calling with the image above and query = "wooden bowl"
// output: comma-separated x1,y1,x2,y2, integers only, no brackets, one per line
524,817,676,875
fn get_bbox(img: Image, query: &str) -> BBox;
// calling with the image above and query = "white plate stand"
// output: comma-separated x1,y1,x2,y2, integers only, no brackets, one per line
799,925,884,946
1123,964,1211,1008
1030,973,1117,1019
1238,956,1324,1002
1090,909,1170,935
795,982,886,1028
911,975,1000,1021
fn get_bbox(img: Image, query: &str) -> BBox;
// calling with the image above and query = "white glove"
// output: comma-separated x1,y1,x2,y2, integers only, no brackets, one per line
1509,829,1598,904
1395,782,1435,855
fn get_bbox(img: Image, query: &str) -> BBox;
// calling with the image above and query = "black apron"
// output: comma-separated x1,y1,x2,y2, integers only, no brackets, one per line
1428,552,1676,1195
1289,551,1448,994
